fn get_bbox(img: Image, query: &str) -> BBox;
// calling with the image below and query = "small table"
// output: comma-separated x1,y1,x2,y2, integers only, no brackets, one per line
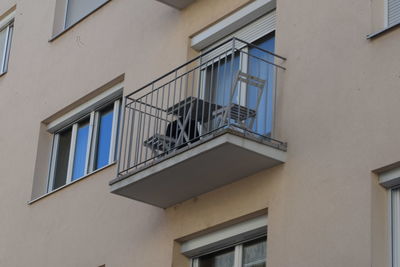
166,96,222,144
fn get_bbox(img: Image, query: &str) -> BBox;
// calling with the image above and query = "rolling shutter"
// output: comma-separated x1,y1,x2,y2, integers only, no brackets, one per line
388,0,400,27
202,10,276,63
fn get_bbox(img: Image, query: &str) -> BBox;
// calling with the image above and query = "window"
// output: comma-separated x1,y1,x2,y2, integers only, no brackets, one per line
48,99,121,192
64,0,109,29
0,14,14,75
193,237,267,267
374,164,400,267
387,0,400,27
181,215,267,267
392,187,400,267
52,0,110,37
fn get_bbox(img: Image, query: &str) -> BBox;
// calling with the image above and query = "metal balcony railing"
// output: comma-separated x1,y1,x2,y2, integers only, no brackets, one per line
117,37,286,177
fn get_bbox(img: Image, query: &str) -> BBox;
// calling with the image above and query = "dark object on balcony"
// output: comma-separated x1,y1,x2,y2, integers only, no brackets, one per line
144,118,199,153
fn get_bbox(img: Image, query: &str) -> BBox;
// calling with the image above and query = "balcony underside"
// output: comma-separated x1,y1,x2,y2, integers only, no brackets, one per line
155,0,195,9
110,129,286,208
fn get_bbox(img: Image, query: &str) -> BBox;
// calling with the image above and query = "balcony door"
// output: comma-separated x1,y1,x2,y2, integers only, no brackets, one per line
201,31,275,136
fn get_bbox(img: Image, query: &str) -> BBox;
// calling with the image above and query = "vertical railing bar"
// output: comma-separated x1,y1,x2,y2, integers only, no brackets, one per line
126,100,136,169
186,72,193,143
258,54,262,132
239,50,244,131
200,61,207,135
159,85,166,154
122,101,130,170
207,56,215,132
228,38,236,128
272,64,278,139
221,50,229,128
134,101,143,167
144,85,155,166
121,101,130,173
176,75,184,145
116,96,127,175
212,55,222,131
171,71,178,148
182,72,189,144
189,70,197,141
153,84,161,157
131,101,138,168
192,67,202,138
166,80,173,152
139,94,148,168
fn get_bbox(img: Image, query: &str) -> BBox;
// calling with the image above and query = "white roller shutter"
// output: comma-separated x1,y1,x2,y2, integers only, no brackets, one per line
65,0,108,28
201,10,276,63
388,0,400,27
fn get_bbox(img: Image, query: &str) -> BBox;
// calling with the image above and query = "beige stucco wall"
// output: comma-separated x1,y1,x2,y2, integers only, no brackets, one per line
0,0,398,266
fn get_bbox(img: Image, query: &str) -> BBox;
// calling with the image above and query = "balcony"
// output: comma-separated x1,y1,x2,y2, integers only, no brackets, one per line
110,38,287,208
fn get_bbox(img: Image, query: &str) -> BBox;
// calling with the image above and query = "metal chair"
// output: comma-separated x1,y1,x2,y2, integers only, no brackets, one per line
213,71,266,130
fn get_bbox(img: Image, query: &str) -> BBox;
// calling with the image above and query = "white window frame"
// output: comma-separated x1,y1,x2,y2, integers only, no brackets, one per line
190,236,267,267
375,164,400,267
390,186,400,267
47,98,121,192
181,215,268,267
61,0,109,30
0,11,15,75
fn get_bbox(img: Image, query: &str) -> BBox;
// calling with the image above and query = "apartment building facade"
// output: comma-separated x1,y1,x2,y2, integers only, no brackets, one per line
0,0,399,266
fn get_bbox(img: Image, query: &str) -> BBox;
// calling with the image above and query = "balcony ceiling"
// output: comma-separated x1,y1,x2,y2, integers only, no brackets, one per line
155,0,196,9
110,131,286,208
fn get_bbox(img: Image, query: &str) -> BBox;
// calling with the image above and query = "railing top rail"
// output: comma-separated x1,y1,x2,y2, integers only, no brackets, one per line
125,37,286,99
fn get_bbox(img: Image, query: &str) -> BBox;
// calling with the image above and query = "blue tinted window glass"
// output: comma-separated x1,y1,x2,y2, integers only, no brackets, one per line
248,32,275,135
72,121,89,180
206,52,240,106
95,107,114,169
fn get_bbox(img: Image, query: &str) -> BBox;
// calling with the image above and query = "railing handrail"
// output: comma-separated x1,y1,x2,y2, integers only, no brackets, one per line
126,37,286,98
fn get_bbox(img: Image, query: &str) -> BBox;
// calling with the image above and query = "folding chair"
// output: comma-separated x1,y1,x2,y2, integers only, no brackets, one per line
213,71,266,130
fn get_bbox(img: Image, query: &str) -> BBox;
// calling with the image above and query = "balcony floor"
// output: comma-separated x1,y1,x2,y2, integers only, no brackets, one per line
110,129,287,208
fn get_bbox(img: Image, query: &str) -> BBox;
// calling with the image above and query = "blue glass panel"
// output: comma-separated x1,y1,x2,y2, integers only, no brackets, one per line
248,33,275,136
206,53,240,106
72,121,89,181
204,53,240,130
95,107,114,169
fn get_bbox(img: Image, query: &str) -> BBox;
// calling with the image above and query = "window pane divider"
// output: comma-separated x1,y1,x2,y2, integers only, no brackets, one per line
66,123,78,183
234,244,243,267
191,258,199,267
89,111,100,173
84,111,95,175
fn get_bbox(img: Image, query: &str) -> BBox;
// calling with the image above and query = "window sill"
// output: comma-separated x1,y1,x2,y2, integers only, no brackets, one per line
48,0,112,42
367,22,400,39
28,161,116,205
